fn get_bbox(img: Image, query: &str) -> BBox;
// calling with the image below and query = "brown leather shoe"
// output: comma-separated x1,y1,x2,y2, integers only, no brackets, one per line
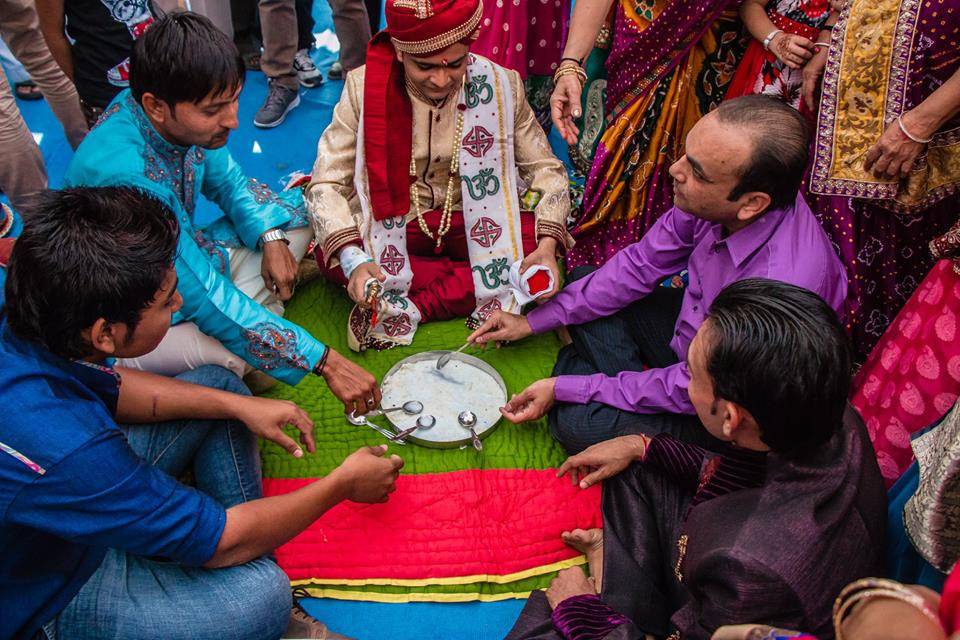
282,588,355,640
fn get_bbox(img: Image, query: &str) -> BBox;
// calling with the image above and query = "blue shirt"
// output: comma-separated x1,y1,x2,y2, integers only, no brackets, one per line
0,316,226,639
64,90,325,385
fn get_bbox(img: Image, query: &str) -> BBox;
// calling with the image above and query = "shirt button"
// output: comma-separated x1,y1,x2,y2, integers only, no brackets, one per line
428,172,435,179
434,156,442,162
435,114,441,122
675,330,681,336
692,305,699,312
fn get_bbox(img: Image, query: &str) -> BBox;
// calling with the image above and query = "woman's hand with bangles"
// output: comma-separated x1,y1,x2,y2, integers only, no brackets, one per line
770,32,816,69
550,72,583,145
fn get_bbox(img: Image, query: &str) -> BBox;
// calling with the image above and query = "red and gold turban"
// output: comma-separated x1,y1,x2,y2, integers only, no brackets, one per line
364,0,483,221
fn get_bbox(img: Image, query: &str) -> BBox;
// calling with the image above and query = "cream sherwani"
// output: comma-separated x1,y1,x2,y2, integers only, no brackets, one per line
306,57,571,267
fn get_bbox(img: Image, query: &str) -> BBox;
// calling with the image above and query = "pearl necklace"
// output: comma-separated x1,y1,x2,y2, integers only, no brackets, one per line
409,77,466,251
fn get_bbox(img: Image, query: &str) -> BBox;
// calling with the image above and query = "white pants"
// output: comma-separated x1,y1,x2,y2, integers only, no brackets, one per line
117,226,314,378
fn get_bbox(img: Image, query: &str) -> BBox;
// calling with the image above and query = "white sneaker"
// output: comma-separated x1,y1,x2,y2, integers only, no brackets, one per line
293,49,323,88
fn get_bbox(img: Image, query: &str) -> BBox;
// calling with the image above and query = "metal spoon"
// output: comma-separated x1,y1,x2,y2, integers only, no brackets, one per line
347,415,407,445
436,342,470,370
352,400,423,421
458,410,483,451
380,400,424,416
392,414,437,442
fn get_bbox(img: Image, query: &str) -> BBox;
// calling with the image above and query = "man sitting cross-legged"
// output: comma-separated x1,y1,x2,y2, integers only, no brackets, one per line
505,279,886,640
469,95,847,453
307,0,572,352
0,188,403,640
64,12,380,414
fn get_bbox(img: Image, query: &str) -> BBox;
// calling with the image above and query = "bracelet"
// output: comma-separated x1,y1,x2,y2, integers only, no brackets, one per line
313,347,330,376
897,114,933,144
813,42,830,49
832,578,941,639
559,56,583,66
553,65,587,86
763,28,783,50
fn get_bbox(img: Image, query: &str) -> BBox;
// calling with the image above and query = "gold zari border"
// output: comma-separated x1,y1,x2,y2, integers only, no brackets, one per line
391,1,483,56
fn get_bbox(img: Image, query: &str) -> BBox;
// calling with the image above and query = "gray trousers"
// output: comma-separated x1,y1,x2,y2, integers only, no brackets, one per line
0,0,88,213
259,0,299,89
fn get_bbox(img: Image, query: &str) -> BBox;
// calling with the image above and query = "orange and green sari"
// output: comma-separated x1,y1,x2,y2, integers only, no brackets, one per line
568,0,747,268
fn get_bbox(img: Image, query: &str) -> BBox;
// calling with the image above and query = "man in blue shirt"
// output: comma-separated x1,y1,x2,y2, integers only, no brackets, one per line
0,187,404,640
64,12,381,415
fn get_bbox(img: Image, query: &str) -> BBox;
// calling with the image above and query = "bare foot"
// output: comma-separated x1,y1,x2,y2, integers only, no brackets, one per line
562,528,603,591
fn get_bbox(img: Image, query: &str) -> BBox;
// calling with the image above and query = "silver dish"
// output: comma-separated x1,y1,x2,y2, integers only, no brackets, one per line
378,351,507,449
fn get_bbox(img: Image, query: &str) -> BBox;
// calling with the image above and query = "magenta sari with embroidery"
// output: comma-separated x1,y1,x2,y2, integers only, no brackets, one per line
810,0,960,358
567,0,745,267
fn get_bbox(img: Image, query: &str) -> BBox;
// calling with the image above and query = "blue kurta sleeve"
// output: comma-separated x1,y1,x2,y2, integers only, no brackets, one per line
172,217,327,384
200,147,293,249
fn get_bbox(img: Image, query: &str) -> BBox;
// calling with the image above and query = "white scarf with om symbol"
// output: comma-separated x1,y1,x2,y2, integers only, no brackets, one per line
353,54,525,346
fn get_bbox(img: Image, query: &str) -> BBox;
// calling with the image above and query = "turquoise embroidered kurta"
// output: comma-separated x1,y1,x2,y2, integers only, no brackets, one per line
64,91,324,385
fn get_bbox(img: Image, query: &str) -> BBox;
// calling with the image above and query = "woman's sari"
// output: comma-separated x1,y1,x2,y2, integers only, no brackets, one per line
809,0,960,356
566,0,748,268
725,0,830,111
471,0,570,129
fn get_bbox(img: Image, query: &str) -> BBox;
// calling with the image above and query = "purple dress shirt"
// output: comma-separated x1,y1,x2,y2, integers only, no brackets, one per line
527,193,846,415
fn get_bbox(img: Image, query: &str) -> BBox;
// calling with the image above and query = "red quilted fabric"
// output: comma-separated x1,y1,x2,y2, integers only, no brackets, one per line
264,468,602,582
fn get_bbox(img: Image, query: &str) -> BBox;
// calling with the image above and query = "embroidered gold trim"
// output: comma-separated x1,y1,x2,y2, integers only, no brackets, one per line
393,0,434,19
491,64,520,264
535,219,572,252
674,534,688,582
322,227,363,266
391,1,483,55
810,0,960,212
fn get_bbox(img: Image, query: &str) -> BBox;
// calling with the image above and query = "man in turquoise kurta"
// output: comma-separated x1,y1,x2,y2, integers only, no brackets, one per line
65,12,380,411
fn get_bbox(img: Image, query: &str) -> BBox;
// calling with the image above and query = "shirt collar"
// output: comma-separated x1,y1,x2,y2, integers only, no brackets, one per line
712,203,790,267
1,321,122,413
126,91,191,158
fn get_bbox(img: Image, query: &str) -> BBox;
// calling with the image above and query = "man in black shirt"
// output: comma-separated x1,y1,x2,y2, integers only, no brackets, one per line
37,0,155,127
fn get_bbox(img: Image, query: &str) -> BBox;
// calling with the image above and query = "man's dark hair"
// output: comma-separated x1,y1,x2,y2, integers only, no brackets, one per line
716,95,810,212
130,12,245,107
703,278,851,458
4,187,179,359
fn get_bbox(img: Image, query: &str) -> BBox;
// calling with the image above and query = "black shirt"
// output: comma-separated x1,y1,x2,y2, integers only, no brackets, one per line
64,0,155,108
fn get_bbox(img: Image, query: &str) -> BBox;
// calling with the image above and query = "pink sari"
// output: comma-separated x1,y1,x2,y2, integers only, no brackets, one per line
852,259,960,487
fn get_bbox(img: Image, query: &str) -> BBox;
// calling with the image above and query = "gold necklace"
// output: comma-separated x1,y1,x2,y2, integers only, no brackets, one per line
409,77,465,251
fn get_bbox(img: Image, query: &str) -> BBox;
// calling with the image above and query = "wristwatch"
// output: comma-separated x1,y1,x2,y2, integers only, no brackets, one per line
260,228,289,246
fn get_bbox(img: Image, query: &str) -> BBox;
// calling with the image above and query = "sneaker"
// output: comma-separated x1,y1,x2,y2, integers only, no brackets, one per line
327,61,344,81
294,49,323,88
283,588,355,640
254,81,301,128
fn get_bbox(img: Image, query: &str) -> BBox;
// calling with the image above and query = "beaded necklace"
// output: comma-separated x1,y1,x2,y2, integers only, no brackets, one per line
409,75,466,251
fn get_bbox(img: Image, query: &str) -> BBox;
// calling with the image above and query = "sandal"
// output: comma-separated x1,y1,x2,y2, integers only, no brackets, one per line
14,81,42,101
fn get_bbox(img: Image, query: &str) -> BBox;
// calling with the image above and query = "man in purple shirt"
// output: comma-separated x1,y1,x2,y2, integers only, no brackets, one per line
470,96,847,453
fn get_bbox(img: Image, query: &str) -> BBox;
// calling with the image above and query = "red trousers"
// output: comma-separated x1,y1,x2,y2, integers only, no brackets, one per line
319,210,537,322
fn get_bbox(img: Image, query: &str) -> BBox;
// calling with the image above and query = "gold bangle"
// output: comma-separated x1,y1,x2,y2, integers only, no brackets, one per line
553,66,586,86
833,578,941,639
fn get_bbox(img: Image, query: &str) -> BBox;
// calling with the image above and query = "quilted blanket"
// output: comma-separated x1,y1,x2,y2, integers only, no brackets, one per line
261,279,602,601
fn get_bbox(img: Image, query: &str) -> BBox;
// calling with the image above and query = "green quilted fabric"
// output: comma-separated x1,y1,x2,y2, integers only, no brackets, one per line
260,279,576,598
260,278,569,477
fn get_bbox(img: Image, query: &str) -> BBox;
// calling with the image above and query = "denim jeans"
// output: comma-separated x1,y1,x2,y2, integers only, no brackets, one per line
44,366,291,640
